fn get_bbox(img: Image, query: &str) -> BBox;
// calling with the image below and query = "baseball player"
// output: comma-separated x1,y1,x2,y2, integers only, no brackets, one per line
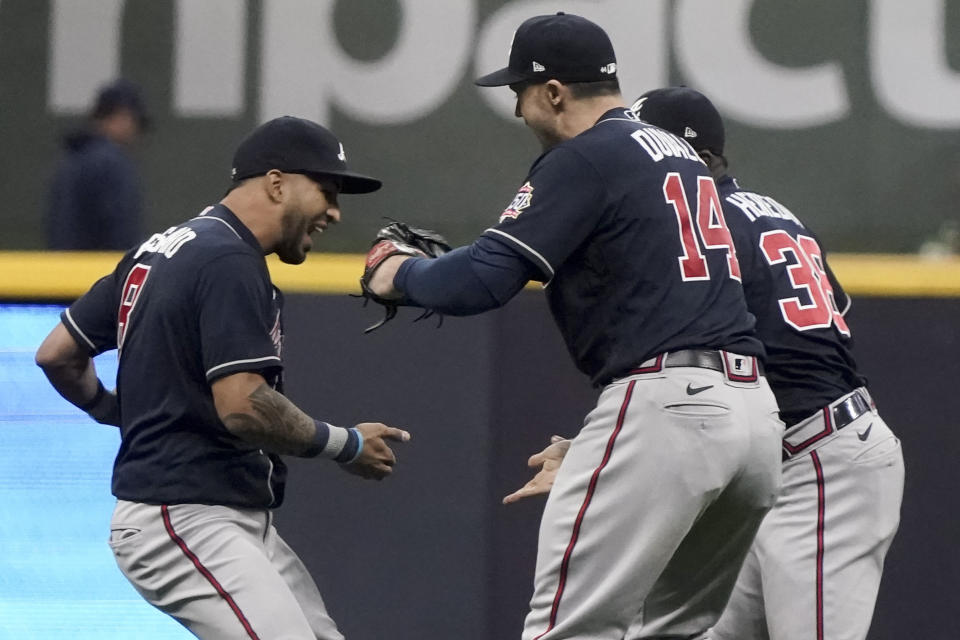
35,116,410,640
628,88,905,640
363,14,783,640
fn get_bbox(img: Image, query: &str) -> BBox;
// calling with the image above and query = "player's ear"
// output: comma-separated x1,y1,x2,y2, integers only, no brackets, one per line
697,151,728,179
263,170,284,204
545,80,564,108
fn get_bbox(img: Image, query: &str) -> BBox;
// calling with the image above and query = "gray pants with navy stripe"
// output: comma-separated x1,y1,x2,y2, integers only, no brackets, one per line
523,365,784,639
707,391,904,640
109,500,342,639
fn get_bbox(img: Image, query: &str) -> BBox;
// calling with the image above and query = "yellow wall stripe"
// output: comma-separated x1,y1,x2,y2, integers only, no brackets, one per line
826,253,960,297
0,251,957,299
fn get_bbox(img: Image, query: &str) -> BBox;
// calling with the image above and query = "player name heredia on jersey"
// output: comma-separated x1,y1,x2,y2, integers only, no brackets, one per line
725,189,805,226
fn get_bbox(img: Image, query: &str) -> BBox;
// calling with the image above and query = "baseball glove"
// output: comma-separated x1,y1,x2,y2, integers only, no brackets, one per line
357,221,451,333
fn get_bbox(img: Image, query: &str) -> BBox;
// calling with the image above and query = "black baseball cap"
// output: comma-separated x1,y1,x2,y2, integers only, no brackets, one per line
231,116,382,194
475,12,618,87
92,78,151,129
630,87,725,155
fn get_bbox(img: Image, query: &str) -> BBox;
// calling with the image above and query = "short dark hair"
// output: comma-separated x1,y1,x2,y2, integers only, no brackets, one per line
565,78,621,99
509,78,621,100
91,79,150,128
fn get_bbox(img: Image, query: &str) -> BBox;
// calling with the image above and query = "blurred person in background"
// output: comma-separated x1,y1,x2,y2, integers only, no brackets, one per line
45,78,149,250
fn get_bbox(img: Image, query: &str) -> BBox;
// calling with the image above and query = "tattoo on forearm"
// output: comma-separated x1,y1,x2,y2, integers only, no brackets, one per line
221,383,315,455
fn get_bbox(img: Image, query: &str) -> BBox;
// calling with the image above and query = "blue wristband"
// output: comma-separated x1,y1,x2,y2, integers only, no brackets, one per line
307,419,352,460
334,428,363,465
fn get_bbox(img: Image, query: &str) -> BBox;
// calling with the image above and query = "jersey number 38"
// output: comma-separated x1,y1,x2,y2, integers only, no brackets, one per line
759,231,851,336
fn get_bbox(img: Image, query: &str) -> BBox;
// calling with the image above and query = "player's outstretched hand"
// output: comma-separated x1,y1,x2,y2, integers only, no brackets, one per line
341,422,411,480
502,435,571,504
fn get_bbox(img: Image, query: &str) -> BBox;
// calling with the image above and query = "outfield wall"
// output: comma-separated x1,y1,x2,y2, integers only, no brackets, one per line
275,292,959,640
1,253,957,639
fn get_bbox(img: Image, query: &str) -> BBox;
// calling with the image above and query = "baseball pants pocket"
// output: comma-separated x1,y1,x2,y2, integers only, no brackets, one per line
108,504,166,604
662,400,731,417
850,434,900,464
108,526,143,547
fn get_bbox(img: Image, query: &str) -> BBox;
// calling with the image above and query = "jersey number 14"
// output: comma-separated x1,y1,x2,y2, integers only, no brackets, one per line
663,173,741,282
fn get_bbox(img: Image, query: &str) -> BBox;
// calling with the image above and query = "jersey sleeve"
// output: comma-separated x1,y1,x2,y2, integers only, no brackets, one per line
395,235,539,314
61,269,122,355
196,252,283,382
482,147,606,282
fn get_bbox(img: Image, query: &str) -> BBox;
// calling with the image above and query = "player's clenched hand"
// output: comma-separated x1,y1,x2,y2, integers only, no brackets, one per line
366,255,408,299
502,435,571,504
341,422,411,480
357,221,451,332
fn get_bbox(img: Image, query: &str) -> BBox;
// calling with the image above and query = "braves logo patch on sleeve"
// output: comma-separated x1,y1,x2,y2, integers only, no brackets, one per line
500,182,534,222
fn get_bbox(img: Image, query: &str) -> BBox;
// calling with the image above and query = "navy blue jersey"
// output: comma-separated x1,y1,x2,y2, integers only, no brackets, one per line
46,131,143,250
483,109,762,385
717,175,866,425
61,204,288,507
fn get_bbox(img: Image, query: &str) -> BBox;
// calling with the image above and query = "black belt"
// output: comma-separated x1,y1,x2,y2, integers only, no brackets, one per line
628,349,764,377
664,349,725,371
782,389,874,460
831,391,871,430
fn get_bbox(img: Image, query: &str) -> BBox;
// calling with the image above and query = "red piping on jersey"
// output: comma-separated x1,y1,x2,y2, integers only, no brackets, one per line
812,452,826,640
161,505,261,640
534,380,635,640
